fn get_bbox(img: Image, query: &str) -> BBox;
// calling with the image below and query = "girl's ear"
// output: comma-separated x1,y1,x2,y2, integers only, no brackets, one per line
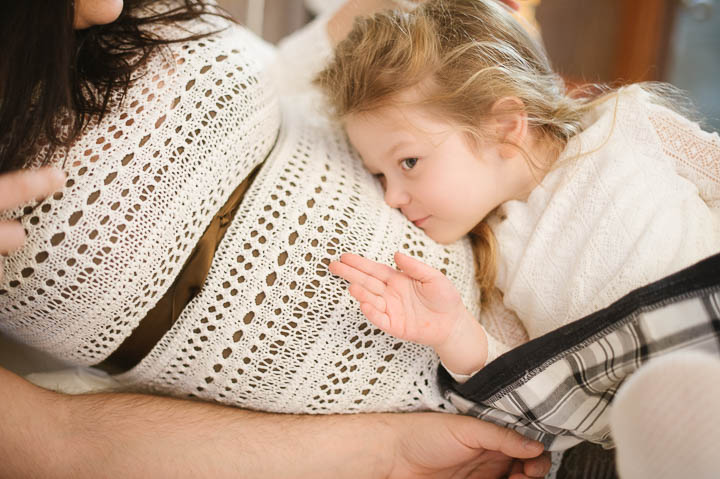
490,96,528,159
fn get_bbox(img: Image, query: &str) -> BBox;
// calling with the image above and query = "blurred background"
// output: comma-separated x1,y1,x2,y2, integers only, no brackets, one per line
217,0,720,131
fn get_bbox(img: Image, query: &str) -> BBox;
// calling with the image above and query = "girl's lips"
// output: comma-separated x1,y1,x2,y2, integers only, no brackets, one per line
412,216,430,228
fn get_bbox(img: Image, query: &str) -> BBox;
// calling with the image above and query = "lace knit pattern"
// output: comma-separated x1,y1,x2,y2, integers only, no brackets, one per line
0,17,481,413
0,19,281,364
491,85,720,341
117,108,479,413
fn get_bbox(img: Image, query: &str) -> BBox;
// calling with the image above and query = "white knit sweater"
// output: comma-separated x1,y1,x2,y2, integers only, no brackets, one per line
487,85,720,355
0,13,480,413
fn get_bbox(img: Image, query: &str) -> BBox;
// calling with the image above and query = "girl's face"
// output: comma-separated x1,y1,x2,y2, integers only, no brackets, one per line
345,101,519,245
73,0,124,29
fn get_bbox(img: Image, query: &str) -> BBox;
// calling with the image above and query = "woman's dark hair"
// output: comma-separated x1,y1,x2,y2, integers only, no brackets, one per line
0,0,230,173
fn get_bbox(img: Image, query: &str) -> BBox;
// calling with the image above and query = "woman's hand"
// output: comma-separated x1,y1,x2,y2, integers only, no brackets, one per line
0,167,66,282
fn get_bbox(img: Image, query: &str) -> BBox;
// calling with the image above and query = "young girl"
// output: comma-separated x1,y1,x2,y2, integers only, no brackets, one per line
318,0,720,379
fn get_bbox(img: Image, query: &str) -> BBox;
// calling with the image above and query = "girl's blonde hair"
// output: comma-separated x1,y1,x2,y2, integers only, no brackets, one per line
315,0,674,304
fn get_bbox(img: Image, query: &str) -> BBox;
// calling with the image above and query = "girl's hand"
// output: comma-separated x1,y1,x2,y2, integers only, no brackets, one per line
329,251,469,348
0,167,66,282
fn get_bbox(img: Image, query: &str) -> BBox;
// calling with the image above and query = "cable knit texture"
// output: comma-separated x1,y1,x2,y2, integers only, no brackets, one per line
0,12,481,413
488,85,720,346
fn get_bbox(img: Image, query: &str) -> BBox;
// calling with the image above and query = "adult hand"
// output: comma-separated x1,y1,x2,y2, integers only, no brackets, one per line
0,167,66,281
2,361,549,479
388,411,550,478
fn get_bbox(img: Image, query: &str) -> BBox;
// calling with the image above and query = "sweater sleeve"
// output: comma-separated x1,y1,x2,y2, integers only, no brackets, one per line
480,297,529,361
269,9,336,97
647,101,720,208
444,297,529,383
442,330,508,383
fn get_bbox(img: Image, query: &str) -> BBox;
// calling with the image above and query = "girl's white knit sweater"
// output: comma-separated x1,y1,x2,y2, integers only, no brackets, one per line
484,85,720,361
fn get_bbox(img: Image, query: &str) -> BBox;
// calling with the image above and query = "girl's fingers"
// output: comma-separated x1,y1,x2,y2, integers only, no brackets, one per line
340,253,397,282
394,251,439,282
360,302,391,331
349,283,387,313
0,221,26,254
329,259,387,295
0,167,66,211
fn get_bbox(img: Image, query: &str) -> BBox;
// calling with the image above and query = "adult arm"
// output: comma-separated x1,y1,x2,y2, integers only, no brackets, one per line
0,366,549,479
326,0,413,45
273,0,519,97
327,0,519,45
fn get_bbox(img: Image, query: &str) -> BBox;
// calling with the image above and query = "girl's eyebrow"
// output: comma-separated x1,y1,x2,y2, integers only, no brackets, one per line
385,140,413,159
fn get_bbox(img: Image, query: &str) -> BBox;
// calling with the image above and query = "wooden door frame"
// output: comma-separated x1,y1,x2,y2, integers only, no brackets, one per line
614,0,678,82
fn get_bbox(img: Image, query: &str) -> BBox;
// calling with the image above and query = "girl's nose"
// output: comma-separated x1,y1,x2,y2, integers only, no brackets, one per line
384,183,410,209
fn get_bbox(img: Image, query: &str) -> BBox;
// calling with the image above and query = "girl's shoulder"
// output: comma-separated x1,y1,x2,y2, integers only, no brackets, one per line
563,83,701,162
579,84,655,126
582,83,704,134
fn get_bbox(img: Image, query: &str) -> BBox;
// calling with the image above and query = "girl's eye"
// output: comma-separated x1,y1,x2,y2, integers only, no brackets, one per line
401,158,418,170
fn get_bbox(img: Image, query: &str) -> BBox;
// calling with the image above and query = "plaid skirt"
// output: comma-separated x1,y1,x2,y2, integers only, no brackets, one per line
442,251,720,451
